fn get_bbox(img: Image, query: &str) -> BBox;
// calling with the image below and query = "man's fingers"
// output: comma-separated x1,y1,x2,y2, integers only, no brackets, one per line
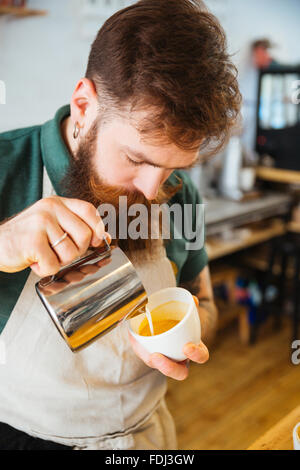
44,216,81,266
103,232,112,245
30,233,61,277
55,201,101,251
150,352,189,381
128,332,189,381
183,341,209,364
58,197,107,247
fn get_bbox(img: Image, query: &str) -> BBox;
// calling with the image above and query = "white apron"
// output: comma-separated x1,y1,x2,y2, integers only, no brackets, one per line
0,168,177,450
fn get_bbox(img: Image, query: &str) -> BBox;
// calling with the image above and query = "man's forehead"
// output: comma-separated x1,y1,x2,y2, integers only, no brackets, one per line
99,105,200,169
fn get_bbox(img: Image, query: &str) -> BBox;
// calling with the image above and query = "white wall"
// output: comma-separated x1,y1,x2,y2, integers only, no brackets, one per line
1,0,300,152
0,0,133,131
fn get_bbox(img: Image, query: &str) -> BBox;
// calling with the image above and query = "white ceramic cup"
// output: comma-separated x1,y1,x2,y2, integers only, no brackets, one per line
293,422,300,450
128,287,201,362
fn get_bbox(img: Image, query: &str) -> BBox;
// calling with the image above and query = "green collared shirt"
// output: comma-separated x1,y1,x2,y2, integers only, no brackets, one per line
0,105,208,334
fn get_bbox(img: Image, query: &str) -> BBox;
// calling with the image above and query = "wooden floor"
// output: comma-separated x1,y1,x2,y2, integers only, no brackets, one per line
165,316,300,450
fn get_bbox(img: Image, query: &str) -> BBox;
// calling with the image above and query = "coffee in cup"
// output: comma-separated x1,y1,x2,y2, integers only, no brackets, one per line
128,287,201,361
138,300,188,336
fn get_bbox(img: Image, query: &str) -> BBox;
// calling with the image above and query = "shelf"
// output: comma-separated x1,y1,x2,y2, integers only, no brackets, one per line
256,166,300,184
0,6,46,16
206,219,286,261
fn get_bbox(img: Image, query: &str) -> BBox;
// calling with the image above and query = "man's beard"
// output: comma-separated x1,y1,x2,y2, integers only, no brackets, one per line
60,120,181,255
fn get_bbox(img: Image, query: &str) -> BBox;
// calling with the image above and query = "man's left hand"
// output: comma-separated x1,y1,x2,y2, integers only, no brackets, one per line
128,296,209,381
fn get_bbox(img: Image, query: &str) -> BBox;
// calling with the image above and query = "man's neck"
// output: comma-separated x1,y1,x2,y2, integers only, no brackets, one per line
61,116,77,158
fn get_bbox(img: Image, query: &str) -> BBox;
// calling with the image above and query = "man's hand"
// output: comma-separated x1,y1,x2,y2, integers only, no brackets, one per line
0,196,109,277
128,296,209,381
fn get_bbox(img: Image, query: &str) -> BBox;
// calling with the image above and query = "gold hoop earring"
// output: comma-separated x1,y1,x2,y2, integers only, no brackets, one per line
73,122,80,139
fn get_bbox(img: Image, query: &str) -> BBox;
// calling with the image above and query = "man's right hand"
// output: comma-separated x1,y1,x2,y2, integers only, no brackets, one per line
0,196,108,278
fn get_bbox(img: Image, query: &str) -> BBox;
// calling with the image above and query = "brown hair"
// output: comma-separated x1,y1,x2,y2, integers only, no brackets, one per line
86,0,242,158
251,38,275,50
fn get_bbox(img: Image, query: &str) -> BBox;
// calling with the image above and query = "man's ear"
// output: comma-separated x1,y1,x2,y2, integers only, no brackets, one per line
70,78,98,133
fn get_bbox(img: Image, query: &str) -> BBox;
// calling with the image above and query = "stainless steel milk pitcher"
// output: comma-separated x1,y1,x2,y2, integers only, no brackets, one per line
35,238,148,351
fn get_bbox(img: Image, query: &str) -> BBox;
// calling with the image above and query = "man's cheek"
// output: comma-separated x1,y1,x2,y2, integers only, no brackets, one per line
107,166,135,187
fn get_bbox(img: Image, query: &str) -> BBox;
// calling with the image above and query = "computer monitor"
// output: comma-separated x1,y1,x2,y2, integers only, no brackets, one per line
255,65,300,171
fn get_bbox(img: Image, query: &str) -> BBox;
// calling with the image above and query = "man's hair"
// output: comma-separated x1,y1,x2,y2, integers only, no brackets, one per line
251,38,274,50
85,0,241,158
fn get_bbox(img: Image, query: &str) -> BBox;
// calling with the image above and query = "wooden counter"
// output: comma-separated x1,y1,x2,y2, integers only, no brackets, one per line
248,406,300,450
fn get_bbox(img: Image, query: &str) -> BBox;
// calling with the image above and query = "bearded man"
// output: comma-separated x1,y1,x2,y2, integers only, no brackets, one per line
0,0,241,450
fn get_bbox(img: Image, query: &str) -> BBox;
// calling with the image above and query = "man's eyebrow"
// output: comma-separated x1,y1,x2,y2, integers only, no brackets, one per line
122,146,198,170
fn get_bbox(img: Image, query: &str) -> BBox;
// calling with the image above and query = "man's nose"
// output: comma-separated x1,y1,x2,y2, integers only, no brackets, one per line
133,168,165,200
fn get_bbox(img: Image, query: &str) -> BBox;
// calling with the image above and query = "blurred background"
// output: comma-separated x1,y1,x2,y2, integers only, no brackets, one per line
1,0,300,451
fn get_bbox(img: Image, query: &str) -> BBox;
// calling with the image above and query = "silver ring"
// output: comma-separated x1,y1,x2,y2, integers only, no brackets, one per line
51,232,68,249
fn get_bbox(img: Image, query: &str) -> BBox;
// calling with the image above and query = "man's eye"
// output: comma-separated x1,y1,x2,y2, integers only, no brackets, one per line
125,155,143,167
